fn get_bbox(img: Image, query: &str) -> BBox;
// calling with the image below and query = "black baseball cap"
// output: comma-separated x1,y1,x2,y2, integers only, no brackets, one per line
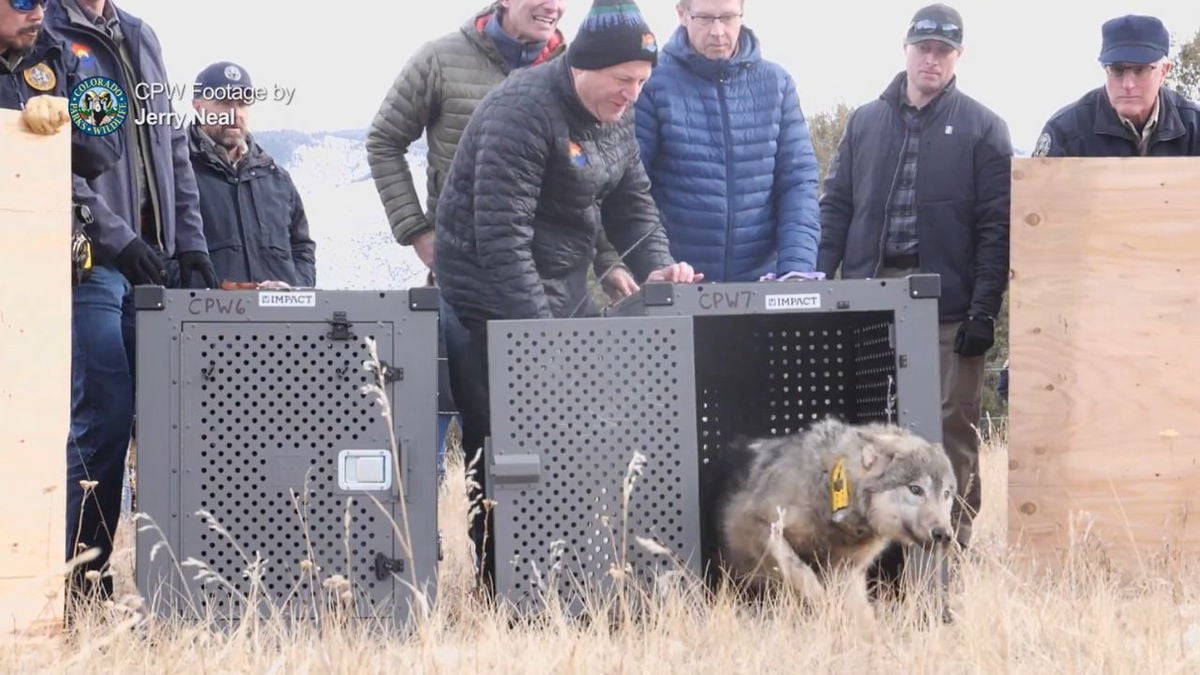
194,61,254,100
906,4,964,49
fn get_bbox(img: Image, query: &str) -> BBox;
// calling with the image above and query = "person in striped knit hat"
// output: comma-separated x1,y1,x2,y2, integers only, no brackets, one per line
434,0,703,593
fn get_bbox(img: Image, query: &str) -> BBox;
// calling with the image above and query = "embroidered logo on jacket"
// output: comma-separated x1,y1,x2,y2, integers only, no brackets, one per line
568,141,588,167
70,43,95,66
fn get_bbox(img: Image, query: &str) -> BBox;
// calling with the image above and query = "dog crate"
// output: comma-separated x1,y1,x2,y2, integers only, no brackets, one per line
484,275,943,613
133,286,440,625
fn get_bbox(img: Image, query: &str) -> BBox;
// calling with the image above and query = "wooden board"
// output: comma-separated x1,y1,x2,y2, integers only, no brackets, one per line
1009,157,1200,571
0,109,71,638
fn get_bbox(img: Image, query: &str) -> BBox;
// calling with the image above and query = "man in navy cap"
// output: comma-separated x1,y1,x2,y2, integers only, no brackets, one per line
188,60,315,288
1035,15,1200,156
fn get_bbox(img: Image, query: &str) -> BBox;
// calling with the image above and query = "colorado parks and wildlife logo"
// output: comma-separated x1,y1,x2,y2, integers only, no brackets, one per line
69,76,128,136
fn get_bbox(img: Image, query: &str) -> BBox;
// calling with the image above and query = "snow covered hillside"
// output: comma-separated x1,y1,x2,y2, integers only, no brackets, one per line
254,129,429,291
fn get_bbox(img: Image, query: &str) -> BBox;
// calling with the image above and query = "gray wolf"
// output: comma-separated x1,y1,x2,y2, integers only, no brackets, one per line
711,417,956,622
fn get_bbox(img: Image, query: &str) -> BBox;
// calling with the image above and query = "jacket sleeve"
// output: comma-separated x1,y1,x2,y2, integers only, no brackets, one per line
138,26,206,255
816,108,856,277
61,46,120,181
970,115,1013,319
1031,120,1066,157
169,119,208,254
600,154,674,282
365,44,439,246
633,85,659,170
72,174,136,259
593,229,625,278
473,103,553,320
772,73,821,274
288,179,317,287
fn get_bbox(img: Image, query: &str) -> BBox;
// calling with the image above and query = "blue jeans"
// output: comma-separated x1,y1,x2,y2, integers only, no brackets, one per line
436,412,457,480
440,299,493,588
65,265,136,598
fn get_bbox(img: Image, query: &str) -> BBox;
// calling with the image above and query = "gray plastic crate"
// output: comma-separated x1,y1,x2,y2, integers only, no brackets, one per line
485,316,700,614
484,274,943,612
133,286,440,626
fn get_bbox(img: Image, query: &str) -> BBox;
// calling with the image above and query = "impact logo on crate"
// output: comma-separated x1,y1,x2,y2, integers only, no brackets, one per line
258,291,316,308
764,293,822,311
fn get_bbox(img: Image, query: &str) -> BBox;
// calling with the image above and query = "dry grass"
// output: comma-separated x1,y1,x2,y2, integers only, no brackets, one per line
5,435,1200,674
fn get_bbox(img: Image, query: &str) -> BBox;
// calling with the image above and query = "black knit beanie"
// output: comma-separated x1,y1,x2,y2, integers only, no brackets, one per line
567,0,658,70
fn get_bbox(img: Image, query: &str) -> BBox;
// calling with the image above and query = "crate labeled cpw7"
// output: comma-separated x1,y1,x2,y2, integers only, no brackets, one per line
133,286,439,626
483,274,944,614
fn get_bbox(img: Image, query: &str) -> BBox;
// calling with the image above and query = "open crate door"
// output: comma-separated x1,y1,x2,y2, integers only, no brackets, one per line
486,316,700,614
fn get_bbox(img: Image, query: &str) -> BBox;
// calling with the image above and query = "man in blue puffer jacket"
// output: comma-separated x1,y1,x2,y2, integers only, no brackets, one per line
634,0,820,282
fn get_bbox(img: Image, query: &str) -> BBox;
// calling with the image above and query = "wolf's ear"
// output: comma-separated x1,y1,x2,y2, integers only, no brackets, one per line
860,442,884,469
858,429,902,469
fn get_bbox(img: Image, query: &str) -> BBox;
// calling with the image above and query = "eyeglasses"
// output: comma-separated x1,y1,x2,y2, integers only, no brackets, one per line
907,19,962,45
1104,63,1160,79
688,13,743,27
9,0,47,11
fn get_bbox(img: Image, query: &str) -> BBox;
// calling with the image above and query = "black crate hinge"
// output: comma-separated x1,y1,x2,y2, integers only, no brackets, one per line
378,360,404,383
374,552,405,580
327,311,355,341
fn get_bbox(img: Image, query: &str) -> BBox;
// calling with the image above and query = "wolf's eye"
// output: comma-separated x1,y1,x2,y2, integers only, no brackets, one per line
944,490,952,501
908,485,924,496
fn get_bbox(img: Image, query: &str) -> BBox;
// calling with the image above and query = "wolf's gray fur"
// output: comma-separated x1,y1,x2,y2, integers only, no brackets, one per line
712,417,956,622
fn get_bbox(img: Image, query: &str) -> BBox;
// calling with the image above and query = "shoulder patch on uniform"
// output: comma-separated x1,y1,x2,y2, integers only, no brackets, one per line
1033,132,1051,157
23,62,56,92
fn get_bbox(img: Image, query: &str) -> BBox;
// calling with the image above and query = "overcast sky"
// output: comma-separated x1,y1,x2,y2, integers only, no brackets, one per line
112,0,1200,151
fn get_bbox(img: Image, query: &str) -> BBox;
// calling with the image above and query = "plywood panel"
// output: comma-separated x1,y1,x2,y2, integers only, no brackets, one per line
1009,157,1200,570
0,109,71,638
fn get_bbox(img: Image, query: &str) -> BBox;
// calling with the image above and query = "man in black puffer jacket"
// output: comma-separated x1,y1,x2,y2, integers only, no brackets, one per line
435,0,703,590
818,4,1012,555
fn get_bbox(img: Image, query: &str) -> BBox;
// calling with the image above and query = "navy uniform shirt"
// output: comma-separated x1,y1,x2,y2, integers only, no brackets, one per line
1034,85,1200,157
0,27,120,179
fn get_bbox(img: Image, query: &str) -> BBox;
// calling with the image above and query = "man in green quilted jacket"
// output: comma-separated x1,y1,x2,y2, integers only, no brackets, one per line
365,0,638,300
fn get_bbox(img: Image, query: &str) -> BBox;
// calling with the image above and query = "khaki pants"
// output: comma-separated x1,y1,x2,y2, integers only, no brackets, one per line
882,267,986,547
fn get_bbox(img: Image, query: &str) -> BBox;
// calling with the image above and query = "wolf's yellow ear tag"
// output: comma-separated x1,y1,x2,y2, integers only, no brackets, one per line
831,458,850,512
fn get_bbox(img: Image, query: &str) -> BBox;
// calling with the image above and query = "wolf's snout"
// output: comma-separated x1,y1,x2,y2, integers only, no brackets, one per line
930,526,951,543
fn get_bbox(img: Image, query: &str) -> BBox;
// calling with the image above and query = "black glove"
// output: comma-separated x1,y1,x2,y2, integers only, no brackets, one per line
177,251,218,289
953,315,994,357
115,238,165,286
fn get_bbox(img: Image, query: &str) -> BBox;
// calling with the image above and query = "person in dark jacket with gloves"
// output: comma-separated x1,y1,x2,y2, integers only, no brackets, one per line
189,61,316,288
817,3,1012,553
635,0,821,282
1033,14,1200,158
435,0,702,590
44,0,218,605
1,0,119,179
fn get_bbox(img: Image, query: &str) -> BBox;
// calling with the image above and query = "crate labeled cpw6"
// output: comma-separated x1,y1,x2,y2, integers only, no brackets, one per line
133,285,439,625
482,274,944,613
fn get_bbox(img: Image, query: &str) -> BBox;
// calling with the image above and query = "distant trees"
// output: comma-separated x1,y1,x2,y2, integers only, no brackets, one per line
1168,28,1200,101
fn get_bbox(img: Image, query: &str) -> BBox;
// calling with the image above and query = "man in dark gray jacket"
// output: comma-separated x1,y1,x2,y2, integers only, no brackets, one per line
189,61,315,288
817,3,1012,554
45,0,217,603
435,0,702,589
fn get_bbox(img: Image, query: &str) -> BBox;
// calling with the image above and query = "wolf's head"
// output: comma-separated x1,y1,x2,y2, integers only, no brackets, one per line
853,424,956,546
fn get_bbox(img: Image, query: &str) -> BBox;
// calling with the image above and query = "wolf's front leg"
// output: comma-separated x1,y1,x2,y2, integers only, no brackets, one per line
845,567,877,630
766,527,824,602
